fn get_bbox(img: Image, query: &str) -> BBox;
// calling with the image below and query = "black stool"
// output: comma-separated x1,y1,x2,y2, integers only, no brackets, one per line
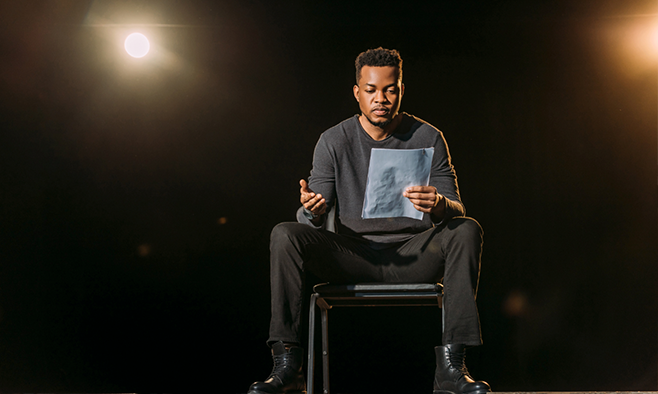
306,282,444,394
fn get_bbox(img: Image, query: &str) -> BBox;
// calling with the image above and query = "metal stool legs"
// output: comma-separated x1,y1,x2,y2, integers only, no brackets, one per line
307,293,331,394
306,283,442,394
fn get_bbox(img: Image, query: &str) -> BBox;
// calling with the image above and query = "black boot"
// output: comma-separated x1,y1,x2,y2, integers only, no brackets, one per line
433,344,491,394
248,341,306,394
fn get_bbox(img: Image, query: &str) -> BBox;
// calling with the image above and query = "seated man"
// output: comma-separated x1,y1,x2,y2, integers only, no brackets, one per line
248,47,490,394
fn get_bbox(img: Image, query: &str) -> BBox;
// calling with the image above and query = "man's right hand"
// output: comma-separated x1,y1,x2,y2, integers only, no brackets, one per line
300,179,327,218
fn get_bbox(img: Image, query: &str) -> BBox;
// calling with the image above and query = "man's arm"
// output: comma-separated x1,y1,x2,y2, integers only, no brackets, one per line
297,133,337,227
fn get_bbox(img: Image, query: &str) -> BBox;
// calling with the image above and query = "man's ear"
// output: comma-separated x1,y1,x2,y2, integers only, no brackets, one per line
400,83,405,98
353,84,360,102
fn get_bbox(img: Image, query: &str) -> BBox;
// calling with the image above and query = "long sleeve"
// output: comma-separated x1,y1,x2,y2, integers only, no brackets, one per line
429,130,465,224
295,133,337,229
307,134,337,210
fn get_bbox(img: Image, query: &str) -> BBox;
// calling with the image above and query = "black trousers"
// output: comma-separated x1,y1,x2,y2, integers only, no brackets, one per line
267,217,483,347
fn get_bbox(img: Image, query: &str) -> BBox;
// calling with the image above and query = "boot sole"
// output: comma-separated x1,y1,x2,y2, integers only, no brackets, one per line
434,390,490,394
247,390,306,394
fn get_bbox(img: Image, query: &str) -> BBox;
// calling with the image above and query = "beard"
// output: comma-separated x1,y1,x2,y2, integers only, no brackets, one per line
364,113,393,129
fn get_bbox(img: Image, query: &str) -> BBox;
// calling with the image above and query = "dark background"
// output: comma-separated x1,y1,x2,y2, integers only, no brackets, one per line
0,1,656,392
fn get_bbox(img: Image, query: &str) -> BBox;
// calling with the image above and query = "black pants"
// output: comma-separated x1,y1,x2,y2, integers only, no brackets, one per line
267,217,483,347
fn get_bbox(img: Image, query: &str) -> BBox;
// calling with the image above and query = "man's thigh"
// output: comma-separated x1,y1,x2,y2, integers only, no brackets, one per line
381,217,482,283
274,222,383,283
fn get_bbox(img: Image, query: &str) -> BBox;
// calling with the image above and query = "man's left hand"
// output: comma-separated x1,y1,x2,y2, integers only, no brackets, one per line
403,186,445,217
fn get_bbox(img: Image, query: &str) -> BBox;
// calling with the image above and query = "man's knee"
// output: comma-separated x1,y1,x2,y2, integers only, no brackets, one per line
270,222,318,250
271,222,304,245
271,222,295,241
270,222,311,274
446,217,483,245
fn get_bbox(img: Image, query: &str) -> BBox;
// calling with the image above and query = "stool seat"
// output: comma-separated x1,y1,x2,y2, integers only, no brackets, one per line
307,282,443,394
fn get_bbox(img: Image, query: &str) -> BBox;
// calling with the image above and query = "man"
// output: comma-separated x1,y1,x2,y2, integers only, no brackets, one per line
248,47,490,394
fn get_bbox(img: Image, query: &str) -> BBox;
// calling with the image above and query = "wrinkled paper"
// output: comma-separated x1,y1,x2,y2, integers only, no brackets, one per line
362,148,434,220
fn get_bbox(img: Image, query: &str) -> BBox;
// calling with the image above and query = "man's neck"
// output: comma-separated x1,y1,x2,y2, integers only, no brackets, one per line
358,113,403,141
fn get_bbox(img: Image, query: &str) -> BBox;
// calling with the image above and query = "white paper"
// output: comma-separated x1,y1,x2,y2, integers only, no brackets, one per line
362,148,434,220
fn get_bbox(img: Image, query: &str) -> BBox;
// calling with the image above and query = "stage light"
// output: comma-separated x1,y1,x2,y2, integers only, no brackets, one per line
503,290,529,317
124,32,150,58
137,244,151,257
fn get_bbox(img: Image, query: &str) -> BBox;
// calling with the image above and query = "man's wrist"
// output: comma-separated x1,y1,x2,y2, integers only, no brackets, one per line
302,207,320,220
433,190,441,208
431,191,446,218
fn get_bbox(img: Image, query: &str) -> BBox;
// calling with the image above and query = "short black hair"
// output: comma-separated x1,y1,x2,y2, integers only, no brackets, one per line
355,47,403,84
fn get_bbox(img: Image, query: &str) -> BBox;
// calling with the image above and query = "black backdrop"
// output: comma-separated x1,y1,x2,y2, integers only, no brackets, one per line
0,1,656,392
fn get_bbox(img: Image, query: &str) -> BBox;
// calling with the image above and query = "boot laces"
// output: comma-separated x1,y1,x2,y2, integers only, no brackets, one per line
267,353,290,379
448,349,471,375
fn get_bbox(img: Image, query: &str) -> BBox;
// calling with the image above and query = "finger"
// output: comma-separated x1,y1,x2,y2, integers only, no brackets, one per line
300,179,316,195
405,186,433,193
413,203,431,213
405,191,435,202
408,198,435,207
404,191,434,200
306,198,326,213
300,180,317,200
311,199,326,213
301,188,313,201
302,195,314,206
303,193,323,209
301,190,317,200
301,192,317,205
307,193,323,205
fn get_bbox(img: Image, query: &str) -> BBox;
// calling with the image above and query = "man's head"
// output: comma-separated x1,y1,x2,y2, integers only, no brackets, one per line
354,48,404,131
355,47,403,85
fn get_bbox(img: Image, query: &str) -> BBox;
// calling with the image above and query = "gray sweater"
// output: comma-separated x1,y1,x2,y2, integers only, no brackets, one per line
301,113,465,245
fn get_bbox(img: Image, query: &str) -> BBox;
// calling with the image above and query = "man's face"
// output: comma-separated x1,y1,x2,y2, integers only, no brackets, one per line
353,66,404,129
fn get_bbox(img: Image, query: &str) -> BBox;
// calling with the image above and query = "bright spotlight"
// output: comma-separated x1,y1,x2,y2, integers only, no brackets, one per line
124,33,150,58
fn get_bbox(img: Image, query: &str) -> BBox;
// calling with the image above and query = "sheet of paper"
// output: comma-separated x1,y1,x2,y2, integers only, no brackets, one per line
362,147,434,220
